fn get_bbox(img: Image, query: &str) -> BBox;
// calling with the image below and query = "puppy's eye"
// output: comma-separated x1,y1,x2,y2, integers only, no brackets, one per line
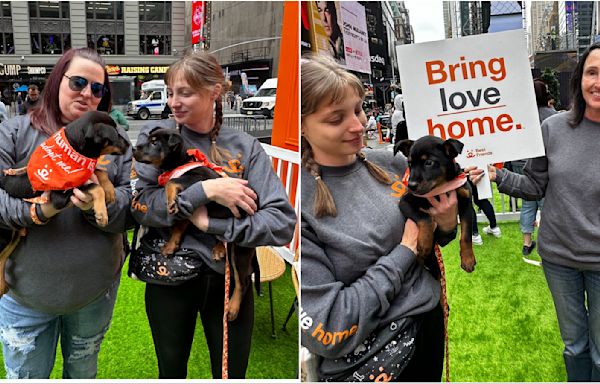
425,159,436,167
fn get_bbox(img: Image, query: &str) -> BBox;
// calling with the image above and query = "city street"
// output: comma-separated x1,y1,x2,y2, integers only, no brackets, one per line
123,109,273,146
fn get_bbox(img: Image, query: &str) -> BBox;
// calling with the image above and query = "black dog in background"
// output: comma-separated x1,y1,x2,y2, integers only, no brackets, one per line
0,111,130,295
133,127,259,321
395,136,476,274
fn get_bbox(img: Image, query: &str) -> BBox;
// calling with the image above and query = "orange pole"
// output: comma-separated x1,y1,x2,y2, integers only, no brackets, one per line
377,122,384,144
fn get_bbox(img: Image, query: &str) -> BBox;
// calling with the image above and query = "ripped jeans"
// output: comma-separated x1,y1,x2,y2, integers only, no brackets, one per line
0,278,119,379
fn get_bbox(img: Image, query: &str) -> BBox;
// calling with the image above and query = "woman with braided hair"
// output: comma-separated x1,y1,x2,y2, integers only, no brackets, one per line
131,51,296,378
300,55,459,381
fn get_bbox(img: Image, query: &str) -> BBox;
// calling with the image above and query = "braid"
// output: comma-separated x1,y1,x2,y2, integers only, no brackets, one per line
357,152,392,185
301,138,337,217
209,99,232,164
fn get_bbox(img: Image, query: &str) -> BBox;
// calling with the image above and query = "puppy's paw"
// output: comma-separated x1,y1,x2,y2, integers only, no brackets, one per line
161,241,178,257
103,184,116,204
95,211,108,227
212,242,227,261
167,200,179,215
227,289,242,322
460,248,476,273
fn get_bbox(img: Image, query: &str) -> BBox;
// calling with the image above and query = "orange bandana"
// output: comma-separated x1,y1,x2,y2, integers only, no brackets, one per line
158,149,224,186
27,128,97,191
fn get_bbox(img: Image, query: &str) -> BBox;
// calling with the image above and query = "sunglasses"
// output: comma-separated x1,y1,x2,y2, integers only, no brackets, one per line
63,75,106,99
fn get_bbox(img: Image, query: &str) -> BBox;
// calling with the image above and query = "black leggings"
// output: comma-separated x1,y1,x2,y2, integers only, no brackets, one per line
145,265,254,379
396,303,444,381
469,180,497,234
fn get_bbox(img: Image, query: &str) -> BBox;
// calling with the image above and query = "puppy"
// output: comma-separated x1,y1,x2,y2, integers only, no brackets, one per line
395,135,476,273
0,110,130,295
133,127,258,321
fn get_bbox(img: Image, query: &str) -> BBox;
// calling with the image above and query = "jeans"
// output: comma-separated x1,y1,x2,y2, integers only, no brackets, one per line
0,278,120,379
520,198,544,234
542,260,600,381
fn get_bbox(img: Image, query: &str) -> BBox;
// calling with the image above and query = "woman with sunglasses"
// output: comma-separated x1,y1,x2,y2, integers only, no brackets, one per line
0,48,132,378
131,52,296,378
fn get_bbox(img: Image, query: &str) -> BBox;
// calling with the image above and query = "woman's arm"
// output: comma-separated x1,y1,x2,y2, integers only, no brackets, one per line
300,220,419,359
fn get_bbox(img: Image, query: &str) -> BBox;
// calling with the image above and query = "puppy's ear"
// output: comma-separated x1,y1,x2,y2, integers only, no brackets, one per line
395,139,414,157
167,133,183,150
443,138,464,159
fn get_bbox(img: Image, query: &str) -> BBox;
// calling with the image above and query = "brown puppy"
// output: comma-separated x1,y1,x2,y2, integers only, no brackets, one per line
0,111,130,295
133,127,258,321
395,136,476,274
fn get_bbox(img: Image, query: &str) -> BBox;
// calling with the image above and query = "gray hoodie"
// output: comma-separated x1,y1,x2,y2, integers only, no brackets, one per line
497,111,600,270
0,115,133,314
301,149,455,361
131,120,296,274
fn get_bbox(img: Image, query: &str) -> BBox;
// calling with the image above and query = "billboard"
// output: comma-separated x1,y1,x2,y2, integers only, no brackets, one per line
191,1,204,45
307,1,370,74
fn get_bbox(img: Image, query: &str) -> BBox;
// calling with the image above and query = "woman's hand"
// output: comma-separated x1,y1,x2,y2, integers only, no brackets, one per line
464,165,488,184
189,205,209,232
202,178,258,218
70,173,100,211
401,219,419,254
423,190,458,233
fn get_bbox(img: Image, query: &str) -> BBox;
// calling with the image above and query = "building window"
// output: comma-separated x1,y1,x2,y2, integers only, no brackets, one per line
0,2,13,54
86,2,125,55
29,1,71,54
139,1,171,55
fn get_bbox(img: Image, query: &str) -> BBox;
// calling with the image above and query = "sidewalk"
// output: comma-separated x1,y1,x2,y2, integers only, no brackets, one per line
365,135,395,152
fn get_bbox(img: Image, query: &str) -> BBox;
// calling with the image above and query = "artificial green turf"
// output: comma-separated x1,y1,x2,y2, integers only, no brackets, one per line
442,221,565,382
0,259,298,379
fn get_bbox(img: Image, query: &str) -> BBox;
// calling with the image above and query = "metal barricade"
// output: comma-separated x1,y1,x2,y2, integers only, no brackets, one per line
222,114,269,134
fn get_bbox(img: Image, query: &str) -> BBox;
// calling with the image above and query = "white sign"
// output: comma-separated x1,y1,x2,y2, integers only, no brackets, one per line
396,30,544,197
340,2,370,74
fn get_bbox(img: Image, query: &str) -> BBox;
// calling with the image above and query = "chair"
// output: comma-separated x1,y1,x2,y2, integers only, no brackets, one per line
282,248,299,332
256,246,286,338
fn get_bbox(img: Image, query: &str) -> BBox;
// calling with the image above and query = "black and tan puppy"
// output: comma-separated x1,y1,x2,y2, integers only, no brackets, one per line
0,110,130,295
133,127,258,321
395,135,476,273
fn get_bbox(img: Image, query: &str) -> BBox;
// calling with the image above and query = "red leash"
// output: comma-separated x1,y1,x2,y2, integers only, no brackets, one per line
434,244,450,382
222,243,230,379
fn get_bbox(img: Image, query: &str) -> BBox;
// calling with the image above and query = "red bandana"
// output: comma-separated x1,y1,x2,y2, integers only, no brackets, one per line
402,168,467,198
27,128,98,191
158,149,224,186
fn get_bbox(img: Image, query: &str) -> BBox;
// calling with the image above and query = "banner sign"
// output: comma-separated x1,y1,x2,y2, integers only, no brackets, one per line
191,1,204,45
396,30,544,170
340,2,370,74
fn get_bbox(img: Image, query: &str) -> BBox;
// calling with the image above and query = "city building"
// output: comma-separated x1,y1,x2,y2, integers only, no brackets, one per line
191,1,284,95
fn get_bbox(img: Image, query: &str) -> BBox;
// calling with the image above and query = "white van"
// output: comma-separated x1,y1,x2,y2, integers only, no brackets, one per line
126,79,167,120
241,78,277,118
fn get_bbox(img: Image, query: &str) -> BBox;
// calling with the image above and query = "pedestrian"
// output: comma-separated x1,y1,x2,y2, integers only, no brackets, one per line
235,93,242,113
109,105,129,131
0,99,7,123
0,47,132,379
469,178,501,245
468,42,600,381
20,84,40,115
130,51,296,379
301,54,459,381
16,93,23,115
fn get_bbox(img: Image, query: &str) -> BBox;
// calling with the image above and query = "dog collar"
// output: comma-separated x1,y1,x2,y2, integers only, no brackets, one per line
27,127,98,191
402,168,467,198
158,149,224,186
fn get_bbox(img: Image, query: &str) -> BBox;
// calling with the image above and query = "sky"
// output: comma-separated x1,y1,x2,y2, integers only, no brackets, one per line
404,1,445,43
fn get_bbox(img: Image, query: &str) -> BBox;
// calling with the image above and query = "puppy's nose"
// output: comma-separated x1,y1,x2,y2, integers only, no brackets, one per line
408,180,419,190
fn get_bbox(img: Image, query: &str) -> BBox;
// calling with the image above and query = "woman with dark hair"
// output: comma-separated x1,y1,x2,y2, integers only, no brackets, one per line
0,48,132,378
315,1,345,63
131,51,295,379
469,42,600,381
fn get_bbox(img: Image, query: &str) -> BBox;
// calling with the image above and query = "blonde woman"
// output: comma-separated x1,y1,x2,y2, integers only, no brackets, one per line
131,52,296,378
300,55,459,381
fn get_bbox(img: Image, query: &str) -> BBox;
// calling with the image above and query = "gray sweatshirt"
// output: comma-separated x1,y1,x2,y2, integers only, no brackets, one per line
131,120,296,274
0,115,133,314
497,111,600,270
301,149,454,360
